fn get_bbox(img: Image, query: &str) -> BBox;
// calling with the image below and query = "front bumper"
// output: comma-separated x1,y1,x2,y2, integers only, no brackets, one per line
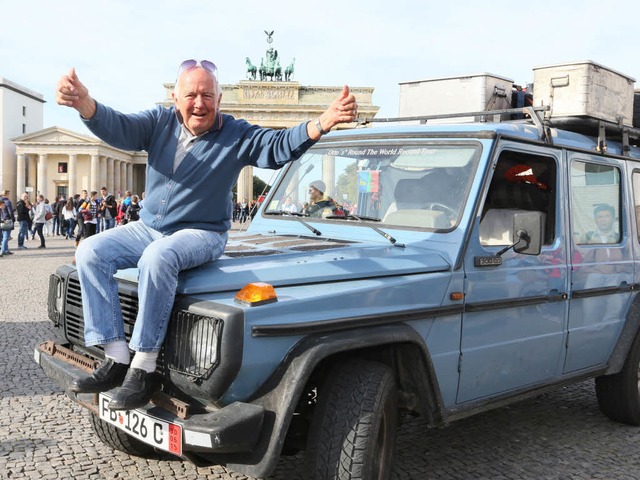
34,341,264,455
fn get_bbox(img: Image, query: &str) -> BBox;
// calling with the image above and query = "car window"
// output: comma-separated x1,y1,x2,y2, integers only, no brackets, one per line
264,143,481,231
480,150,557,246
571,161,621,245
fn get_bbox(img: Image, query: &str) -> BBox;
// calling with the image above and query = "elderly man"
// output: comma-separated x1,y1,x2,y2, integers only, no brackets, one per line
55,60,357,410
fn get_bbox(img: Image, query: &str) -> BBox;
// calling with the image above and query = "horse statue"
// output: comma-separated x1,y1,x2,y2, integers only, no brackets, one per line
245,57,257,80
274,60,283,81
284,57,296,81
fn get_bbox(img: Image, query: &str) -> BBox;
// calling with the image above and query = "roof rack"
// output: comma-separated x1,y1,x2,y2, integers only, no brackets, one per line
359,106,640,155
359,106,552,143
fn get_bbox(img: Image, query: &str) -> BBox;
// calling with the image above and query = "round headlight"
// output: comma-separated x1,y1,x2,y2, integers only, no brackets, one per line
189,318,219,371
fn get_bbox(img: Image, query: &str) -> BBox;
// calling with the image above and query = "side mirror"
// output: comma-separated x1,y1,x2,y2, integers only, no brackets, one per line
513,211,543,255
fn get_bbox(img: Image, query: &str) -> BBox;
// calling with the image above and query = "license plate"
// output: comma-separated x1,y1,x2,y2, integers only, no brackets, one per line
98,393,182,456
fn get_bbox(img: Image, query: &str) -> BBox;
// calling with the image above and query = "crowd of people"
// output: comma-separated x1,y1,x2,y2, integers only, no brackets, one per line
0,187,144,256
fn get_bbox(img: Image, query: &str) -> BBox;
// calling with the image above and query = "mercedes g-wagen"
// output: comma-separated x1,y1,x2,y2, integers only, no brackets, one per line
35,62,640,479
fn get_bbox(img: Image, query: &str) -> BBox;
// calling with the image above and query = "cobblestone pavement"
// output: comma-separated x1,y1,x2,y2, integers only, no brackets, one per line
2,234,640,479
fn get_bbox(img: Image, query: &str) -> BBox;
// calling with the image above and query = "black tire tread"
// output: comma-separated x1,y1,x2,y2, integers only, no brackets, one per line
306,360,397,480
595,330,640,425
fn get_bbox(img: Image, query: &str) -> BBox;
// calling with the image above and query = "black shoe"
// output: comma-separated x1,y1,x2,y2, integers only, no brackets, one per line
37,245,46,249
107,368,161,410
69,358,129,393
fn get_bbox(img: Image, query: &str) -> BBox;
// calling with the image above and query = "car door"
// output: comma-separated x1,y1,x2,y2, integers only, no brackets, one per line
459,144,569,403
564,154,634,373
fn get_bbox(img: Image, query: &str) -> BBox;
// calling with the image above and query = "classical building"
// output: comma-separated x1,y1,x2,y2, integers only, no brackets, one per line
12,127,146,201
7,71,379,204
1,78,44,200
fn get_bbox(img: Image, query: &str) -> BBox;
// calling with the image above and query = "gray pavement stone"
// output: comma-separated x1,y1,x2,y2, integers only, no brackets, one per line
4,233,640,478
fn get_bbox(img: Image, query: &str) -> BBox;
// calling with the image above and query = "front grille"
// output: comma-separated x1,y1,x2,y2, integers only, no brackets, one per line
64,276,165,369
62,276,222,378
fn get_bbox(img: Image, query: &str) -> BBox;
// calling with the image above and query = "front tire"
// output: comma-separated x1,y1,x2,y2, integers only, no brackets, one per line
306,360,398,480
595,330,640,425
89,412,158,457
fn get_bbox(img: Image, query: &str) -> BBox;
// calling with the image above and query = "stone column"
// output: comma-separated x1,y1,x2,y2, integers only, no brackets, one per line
237,166,254,203
37,153,47,197
107,157,114,191
90,154,100,192
114,160,121,197
99,156,107,190
16,154,25,196
68,154,77,196
27,155,37,193
322,155,336,197
120,162,127,193
126,163,133,192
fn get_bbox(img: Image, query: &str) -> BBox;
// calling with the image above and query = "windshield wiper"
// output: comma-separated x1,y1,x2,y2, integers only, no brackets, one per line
326,213,404,248
264,210,322,236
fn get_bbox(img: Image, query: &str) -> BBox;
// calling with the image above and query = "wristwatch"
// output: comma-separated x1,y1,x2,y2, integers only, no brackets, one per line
314,118,330,135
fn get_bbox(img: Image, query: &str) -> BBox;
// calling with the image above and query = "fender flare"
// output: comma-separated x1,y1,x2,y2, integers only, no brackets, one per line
221,322,444,478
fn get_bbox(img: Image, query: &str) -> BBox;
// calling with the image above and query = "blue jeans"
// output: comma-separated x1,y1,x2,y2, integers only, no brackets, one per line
75,221,228,352
18,220,29,247
103,217,116,230
65,218,75,238
1,230,9,254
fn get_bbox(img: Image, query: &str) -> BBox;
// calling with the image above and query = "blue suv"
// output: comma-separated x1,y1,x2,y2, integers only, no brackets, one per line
35,107,640,479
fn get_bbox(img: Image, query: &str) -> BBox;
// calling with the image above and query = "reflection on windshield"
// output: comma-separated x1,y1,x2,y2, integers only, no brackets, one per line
264,143,480,231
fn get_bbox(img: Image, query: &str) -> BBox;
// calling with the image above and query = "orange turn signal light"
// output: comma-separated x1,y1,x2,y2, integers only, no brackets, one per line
234,282,278,307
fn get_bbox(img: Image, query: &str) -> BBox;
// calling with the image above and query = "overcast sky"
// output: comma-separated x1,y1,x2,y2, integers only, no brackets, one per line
2,0,639,135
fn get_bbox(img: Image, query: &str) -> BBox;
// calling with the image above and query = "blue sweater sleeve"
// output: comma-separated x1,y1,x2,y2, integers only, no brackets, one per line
82,102,161,151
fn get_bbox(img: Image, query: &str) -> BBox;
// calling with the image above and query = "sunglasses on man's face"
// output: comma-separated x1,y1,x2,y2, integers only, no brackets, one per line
178,59,217,77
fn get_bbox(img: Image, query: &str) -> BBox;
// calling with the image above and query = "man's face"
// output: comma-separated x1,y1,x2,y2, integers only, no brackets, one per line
173,68,221,136
309,186,322,202
595,210,614,232
101,189,107,197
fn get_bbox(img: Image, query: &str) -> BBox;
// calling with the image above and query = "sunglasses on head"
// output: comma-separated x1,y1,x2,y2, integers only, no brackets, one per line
178,59,217,76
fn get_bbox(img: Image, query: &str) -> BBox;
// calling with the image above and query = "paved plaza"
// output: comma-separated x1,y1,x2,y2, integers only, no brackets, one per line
2,233,640,479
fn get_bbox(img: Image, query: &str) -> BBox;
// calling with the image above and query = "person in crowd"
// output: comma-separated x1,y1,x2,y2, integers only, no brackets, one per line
100,187,118,230
0,200,13,256
43,199,54,236
125,194,141,223
56,61,357,410
1,190,13,220
52,196,62,236
15,192,31,249
74,190,88,246
120,190,132,219
79,191,99,240
239,198,249,223
63,198,77,239
32,195,47,249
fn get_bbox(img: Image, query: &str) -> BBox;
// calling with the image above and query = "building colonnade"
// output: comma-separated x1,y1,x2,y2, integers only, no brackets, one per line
12,127,145,202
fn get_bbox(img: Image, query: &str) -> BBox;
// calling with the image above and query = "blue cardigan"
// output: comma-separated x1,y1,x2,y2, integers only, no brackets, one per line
83,103,315,234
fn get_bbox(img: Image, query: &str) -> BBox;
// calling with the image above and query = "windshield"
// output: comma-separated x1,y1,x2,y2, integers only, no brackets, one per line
264,142,480,231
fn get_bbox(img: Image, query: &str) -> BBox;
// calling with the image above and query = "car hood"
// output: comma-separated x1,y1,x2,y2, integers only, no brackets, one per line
115,232,451,295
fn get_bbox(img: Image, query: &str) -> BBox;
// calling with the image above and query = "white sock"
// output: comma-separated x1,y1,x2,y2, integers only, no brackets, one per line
130,351,159,373
103,340,131,365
